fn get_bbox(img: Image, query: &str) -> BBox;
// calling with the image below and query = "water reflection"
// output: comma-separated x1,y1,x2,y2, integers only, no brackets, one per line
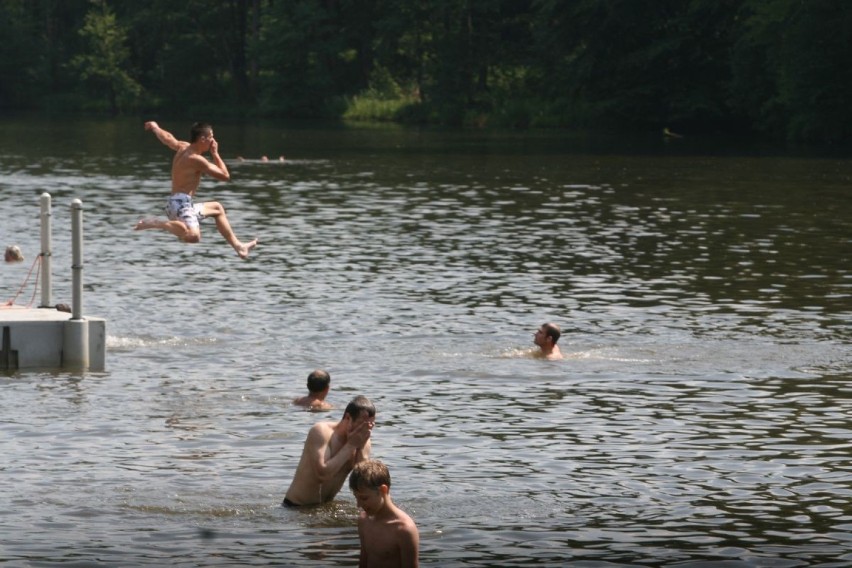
0,120,850,566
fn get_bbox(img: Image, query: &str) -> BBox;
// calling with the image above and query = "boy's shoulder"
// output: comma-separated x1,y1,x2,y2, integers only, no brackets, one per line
387,503,418,530
293,396,333,411
309,400,334,411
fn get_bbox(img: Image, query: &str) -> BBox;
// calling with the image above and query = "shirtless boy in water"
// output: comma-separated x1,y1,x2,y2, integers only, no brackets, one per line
283,396,375,506
533,322,563,360
135,121,257,259
350,460,419,568
293,369,334,411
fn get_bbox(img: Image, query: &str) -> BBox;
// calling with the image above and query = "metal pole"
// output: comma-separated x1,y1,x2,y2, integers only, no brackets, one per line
70,199,83,320
39,192,52,308
64,198,89,370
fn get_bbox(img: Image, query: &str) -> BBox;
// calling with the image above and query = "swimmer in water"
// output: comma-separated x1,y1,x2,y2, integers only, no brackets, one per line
533,322,563,360
135,121,258,259
4,245,23,263
293,369,334,411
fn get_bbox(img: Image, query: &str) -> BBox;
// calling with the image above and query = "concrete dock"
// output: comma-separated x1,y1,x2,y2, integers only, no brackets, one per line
1,193,106,372
0,308,106,371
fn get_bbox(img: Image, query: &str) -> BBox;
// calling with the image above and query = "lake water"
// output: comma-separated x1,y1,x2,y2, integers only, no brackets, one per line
0,116,850,567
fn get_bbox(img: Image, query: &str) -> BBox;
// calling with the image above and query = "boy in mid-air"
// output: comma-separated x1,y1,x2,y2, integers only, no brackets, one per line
135,121,257,259
350,460,419,568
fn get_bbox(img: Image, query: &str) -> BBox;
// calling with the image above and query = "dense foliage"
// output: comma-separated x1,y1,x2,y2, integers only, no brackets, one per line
2,0,851,143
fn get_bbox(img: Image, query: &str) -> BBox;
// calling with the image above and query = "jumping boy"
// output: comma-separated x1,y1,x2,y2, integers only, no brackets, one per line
350,460,419,568
135,121,258,259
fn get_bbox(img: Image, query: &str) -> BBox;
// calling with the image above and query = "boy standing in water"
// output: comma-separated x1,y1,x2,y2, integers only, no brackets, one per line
283,396,375,506
293,369,334,411
135,121,258,259
350,460,419,568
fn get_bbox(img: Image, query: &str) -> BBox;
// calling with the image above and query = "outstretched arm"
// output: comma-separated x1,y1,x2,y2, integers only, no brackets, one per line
144,121,182,152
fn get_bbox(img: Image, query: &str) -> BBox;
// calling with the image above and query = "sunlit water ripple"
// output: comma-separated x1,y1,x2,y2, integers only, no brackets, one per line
0,120,850,566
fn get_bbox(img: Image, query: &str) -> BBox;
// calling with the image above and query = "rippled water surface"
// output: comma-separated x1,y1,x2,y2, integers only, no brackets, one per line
1,118,850,566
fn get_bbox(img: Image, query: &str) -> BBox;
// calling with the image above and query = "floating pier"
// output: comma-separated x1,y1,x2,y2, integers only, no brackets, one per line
1,193,106,371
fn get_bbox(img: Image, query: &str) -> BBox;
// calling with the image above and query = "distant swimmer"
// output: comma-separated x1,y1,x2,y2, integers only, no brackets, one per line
135,121,258,259
293,369,334,411
4,245,23,263
533,322,563,360
234,155,285,163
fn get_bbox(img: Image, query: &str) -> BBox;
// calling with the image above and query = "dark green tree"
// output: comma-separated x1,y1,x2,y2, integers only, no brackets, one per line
375,0,533,126
255,0,376,117
0,1,41,109
730,0,852,143
531,0,740,131
72,0,142,114
0,0,91,111
2,0,852,144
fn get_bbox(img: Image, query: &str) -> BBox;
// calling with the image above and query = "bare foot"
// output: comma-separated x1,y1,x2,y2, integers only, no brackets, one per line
134,218,163,231
236,238,258,259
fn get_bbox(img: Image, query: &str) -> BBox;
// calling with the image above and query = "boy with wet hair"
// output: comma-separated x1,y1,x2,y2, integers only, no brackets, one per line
293,369,333,411
283,396,375,506
350,460,419,568
533,322,563,360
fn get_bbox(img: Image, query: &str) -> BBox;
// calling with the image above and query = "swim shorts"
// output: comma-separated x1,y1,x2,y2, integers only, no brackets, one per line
165,193,205,230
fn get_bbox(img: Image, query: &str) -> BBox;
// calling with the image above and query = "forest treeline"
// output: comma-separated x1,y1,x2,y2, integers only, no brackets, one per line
2,0,852,144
